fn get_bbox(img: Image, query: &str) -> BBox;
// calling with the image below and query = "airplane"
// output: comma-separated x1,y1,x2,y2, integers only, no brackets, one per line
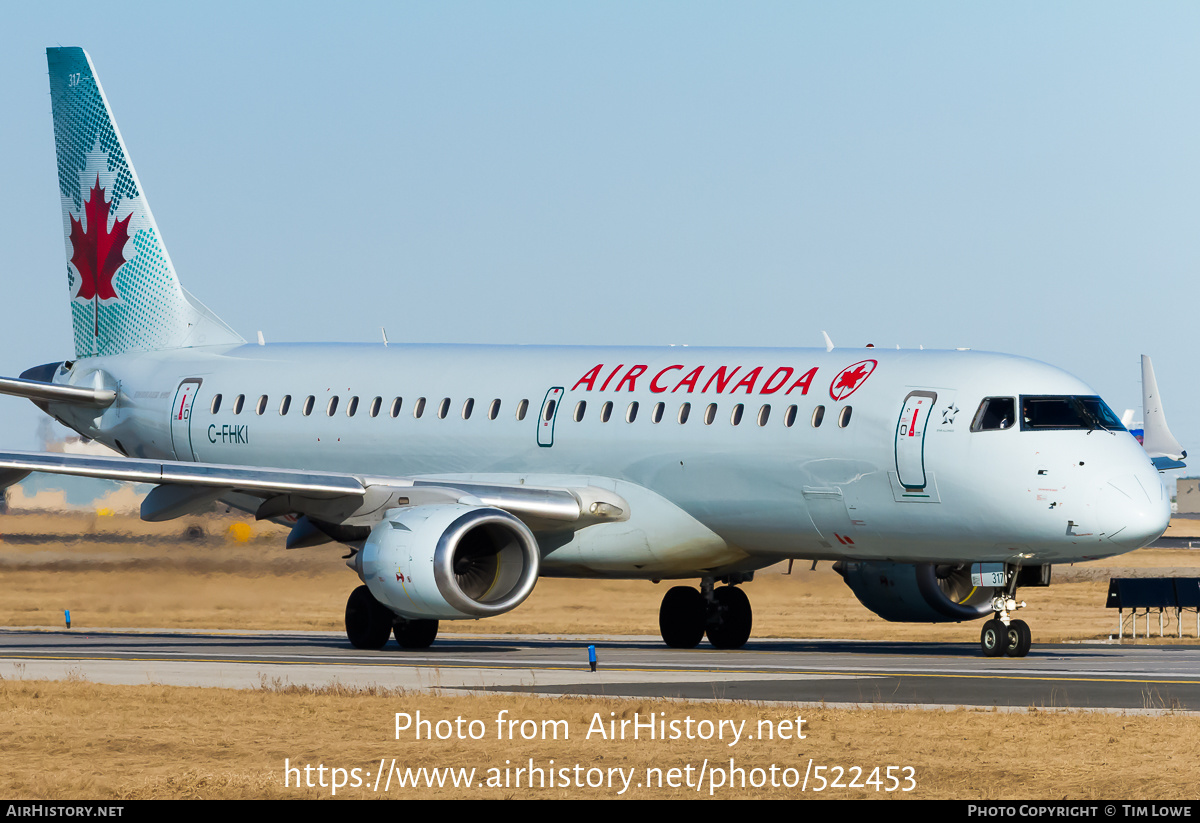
0,47,1183,658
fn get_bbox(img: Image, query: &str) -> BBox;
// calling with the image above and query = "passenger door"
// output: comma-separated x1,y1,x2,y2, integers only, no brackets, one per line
537,387,564,447
895,390,937,490
169,378,203,461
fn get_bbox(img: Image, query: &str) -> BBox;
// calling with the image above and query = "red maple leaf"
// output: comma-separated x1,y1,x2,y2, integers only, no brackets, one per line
835,365,869,392
829,359,877,401
69,177,131,302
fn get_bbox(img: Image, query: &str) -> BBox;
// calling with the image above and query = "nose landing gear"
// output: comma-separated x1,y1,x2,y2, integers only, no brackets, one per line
980,568,1032,657
658,577,754,650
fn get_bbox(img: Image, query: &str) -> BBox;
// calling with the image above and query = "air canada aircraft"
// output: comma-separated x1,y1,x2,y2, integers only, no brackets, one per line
0,48,1184,657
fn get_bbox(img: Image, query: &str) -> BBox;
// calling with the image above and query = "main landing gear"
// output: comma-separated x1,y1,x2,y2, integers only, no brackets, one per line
980,570,1032,658
658,577,753,650
345,585,439,650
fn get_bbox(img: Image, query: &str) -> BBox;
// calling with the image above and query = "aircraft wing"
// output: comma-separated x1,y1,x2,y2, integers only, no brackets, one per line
0,450,627,542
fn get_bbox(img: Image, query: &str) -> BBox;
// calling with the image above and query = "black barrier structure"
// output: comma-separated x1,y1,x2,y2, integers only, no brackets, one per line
1107,578,1200,638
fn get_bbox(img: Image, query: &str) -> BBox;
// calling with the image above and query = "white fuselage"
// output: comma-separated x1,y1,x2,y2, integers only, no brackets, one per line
47,342,1169,578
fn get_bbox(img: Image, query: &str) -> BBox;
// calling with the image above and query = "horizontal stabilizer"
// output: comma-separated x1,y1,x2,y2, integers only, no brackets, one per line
1141,355,1186,468
0,376,115,408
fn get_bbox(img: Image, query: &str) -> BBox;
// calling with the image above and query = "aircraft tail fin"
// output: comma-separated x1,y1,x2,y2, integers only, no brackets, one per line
47,47,243,358
1140,354,1186,471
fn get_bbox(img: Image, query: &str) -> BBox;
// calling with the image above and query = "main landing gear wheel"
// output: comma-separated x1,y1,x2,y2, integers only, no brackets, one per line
395,618,439,649
706,586,753,650
980,618,1007,658
659,586,706,648
345,585,394,650
1005,619,1032,658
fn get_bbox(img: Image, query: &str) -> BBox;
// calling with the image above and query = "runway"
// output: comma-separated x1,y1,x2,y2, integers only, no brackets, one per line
2,628,1199,711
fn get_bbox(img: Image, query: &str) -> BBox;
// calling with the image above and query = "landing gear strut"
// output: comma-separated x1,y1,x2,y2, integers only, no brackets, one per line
657,577,754,650
980,568,1032,658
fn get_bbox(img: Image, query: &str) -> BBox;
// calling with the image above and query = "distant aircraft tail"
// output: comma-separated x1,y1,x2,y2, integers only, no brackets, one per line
47,47,243,358
1140,354,1186,470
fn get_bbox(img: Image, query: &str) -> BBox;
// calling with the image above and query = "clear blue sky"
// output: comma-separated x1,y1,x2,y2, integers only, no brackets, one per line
2,2,1198,482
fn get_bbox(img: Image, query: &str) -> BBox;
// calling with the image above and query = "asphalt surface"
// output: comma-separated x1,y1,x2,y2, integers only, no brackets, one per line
3,628,1199,711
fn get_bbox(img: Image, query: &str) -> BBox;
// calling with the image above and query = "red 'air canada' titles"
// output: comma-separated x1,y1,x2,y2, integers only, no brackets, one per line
571,364,820,396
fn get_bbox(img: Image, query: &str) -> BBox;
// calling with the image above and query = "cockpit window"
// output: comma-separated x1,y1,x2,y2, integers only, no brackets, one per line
971,397,1015,431
1019,395,1126,432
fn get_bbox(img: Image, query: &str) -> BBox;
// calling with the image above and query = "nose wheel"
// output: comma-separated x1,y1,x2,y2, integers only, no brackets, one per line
981,618,1032,657
657,580,754,650
979,566,1034,657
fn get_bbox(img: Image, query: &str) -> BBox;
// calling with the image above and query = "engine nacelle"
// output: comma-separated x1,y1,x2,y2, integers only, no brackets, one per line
356,504,540,620
834,561,998,623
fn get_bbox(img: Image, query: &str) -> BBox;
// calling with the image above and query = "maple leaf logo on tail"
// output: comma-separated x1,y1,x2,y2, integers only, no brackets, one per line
68,177,131,342
70,177,130,301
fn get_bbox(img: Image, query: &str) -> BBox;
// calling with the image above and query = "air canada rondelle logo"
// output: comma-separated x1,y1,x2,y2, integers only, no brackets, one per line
829,359,877,401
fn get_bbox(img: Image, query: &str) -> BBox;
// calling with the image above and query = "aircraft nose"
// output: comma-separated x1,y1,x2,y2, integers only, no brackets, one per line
1103,469,1170,550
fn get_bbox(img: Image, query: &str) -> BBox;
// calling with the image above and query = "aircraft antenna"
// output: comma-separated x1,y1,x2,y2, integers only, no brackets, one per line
256,331,265,346
821,331,834,352
382,327,389,348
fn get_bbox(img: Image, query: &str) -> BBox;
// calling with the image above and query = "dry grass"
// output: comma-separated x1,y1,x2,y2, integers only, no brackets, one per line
2,678,1198,799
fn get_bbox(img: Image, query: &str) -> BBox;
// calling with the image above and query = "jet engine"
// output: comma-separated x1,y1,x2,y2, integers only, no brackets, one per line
833,561,998,623
355,504,540,620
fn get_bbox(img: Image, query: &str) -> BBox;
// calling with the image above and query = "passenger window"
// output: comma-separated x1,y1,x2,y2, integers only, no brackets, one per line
678,402,691,424
347,396,359,417
462,398,474,419
233,394,245,415
757,404,770,426
516,399,529,421
601,401,613,422
811,405,825,427
438,398,451,419
210,394,222,414
327,396,339,416
971,397,1015,431
414,397,426,419
369,396,382,418
704,403,717,425
255,395,268,415
574,400,586,422
784,405,797,427
626,401,639,423
390,397,403,418
279,395,291,416
543,399,556,421
730,404,744,426
488,399,500,420
652,402,665,423
838,406,852,428
303,395,315,416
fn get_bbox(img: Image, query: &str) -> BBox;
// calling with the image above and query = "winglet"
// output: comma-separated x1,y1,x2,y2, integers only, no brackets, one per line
1141,355,1186,470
